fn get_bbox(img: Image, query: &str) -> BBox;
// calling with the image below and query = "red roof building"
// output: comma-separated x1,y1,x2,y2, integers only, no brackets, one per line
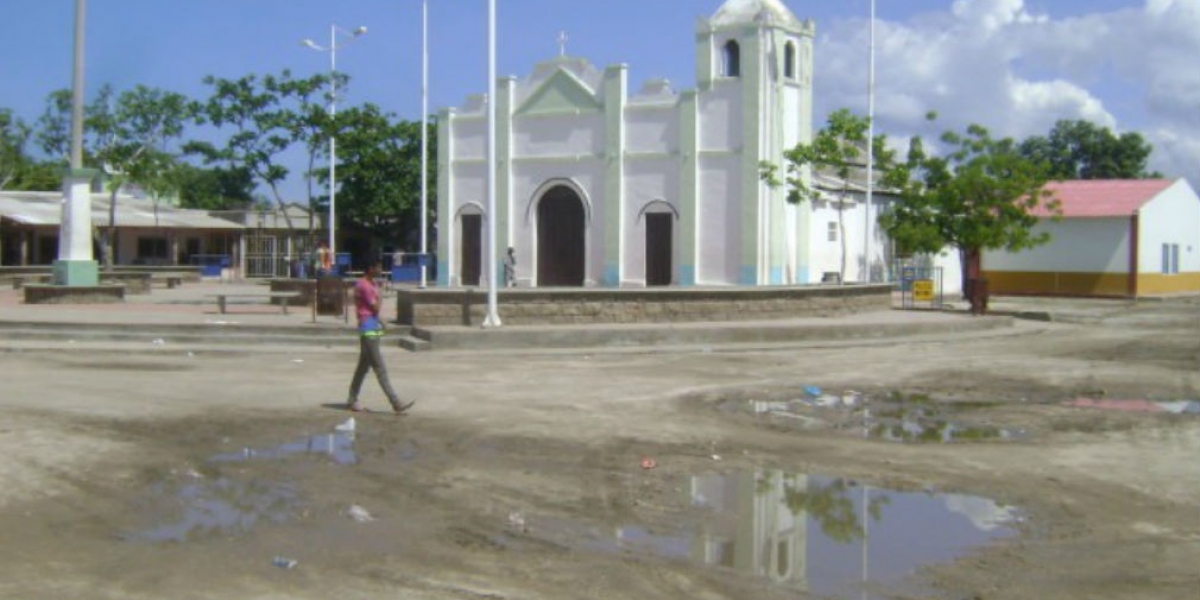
984,178,1200,297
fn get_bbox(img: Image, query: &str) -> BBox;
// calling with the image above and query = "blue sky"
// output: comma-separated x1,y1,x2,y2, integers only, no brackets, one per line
2,0,1197,197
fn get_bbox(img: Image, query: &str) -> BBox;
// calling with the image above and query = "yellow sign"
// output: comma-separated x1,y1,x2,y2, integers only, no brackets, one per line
913,280,935,301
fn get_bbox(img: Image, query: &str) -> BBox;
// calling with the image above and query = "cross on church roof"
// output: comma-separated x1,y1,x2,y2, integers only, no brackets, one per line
556,30,568,57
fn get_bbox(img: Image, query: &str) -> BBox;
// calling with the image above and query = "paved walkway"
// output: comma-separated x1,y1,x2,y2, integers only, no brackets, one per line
0,281,354,329
5,279,1186,352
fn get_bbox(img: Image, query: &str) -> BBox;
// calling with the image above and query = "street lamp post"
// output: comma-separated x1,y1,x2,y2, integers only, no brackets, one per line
419,0,429,288
482,0,502,328
302,24,367,262
53,0,99,287
863,0,876,284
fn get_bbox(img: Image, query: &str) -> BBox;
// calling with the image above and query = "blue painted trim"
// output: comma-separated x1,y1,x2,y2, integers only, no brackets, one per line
770,267,784,285
602,263,620,287
797,265,810,285
739,265,757,285
679,265,696,286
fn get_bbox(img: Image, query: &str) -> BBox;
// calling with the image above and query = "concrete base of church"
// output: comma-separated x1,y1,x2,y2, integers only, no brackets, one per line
396,284,893,327
52,260,99,287
23,283,125,305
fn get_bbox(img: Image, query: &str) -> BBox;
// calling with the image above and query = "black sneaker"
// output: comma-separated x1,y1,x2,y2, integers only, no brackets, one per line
391,398,416,414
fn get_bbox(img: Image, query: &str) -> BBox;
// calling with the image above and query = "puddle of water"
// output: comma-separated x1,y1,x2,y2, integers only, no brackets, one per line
870,420,1024,443
127,427,359,543
522,470,1020,598
211,431,357,465
126,477,299,543
745,390,1027,444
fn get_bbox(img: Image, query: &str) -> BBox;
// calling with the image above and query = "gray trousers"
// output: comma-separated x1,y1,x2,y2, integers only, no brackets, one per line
348,335,399,405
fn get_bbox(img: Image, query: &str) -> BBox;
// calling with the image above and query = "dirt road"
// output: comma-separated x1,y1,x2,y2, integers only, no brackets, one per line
0,298,1196,599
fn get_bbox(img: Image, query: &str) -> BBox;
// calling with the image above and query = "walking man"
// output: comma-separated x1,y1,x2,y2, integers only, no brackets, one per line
503,247,517,287
346,263,414,414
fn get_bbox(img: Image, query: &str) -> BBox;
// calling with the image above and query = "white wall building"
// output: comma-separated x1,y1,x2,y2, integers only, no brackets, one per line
984,178,1200,297
439,0,872,288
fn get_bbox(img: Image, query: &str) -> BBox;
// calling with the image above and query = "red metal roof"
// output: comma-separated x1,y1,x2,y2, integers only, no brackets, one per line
1031,179,1176,218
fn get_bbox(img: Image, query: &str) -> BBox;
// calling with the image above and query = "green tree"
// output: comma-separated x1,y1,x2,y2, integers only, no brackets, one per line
35,89,74,163
880,120,1060,314
320,105,437,251
1,108,34,190
188,70,337,233
1018,119,1160,180
90,85,194,268
760,108,898,283
170,163,255,210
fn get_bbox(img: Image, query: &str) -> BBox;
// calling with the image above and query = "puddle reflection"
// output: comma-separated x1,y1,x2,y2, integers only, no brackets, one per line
126,478,298,543
210,431,357,465
526,470,1019,598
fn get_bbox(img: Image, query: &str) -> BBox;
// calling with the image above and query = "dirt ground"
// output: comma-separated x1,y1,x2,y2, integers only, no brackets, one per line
0,298,1197,599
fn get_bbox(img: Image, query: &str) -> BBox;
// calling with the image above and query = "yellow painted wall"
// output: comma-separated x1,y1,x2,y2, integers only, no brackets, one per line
1138,272,1200,295
983,270,1131,297
986,270,1200,296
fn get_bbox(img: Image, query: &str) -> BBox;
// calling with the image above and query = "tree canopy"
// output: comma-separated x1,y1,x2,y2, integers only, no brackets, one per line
319,104,436,248
760,108,899,283
1018,119,1160,180
881,121,1060,312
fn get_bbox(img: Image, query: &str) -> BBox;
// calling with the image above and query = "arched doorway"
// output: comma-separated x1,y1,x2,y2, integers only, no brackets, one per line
460,213,482,286
536,185,585,287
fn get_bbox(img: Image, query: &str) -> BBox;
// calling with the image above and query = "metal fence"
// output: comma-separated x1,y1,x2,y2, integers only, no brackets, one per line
895,260,944,310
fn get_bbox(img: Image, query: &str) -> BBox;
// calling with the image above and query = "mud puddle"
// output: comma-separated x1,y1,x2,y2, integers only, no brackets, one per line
125,476,299,543
738,389,1027,443
126,422,359,542
211,430,358,465
508,469,1021,598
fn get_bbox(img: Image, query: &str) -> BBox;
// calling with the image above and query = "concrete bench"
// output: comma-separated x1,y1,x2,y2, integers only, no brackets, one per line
208,292,301,315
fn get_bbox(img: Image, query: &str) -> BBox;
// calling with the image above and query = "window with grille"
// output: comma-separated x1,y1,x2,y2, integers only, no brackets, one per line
1162,243,1180,274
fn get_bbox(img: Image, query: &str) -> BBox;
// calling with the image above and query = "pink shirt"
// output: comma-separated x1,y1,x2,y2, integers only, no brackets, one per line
353,277,380,324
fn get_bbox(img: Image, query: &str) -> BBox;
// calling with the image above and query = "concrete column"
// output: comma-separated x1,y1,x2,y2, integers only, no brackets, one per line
20,230,30,266
497,78,515,275
739,30,763,285
602,64,628,287
679,90,699,286
437,108,455,286
170,234,180,266
53,169,99,285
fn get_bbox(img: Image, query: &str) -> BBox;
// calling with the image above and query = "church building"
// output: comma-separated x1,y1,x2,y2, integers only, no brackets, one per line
438,0,843,288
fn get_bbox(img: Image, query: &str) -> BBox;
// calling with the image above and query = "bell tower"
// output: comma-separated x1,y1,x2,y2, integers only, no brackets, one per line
691,0,815,285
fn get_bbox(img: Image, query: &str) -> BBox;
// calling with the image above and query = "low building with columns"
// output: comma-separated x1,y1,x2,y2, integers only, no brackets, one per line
436,0,883,288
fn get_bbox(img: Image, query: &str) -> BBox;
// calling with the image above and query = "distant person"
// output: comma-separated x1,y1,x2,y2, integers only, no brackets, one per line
345,263,414,415
317,241,333,276
503,247,517,287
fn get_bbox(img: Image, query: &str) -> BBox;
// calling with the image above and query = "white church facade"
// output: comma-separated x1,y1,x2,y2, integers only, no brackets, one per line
437,0,898,288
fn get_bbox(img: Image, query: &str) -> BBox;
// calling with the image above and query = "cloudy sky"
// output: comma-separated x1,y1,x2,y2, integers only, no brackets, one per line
1,0,1196,196
816,0,1199,189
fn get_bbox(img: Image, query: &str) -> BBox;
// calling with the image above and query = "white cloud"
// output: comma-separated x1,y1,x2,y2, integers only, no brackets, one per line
814,0,1200,188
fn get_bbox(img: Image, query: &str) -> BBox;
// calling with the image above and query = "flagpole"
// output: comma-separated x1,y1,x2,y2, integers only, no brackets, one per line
863,0,876,283
482,0,502,327
419,0,429,288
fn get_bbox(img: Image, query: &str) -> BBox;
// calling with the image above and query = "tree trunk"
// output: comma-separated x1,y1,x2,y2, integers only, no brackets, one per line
963,247,985,315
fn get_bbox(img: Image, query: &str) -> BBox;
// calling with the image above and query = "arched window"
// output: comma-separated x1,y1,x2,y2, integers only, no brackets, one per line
784,42,796,79
722,40,741,77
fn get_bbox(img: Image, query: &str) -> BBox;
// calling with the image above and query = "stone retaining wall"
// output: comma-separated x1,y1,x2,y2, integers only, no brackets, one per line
397,285,893,327
23,284,125,304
